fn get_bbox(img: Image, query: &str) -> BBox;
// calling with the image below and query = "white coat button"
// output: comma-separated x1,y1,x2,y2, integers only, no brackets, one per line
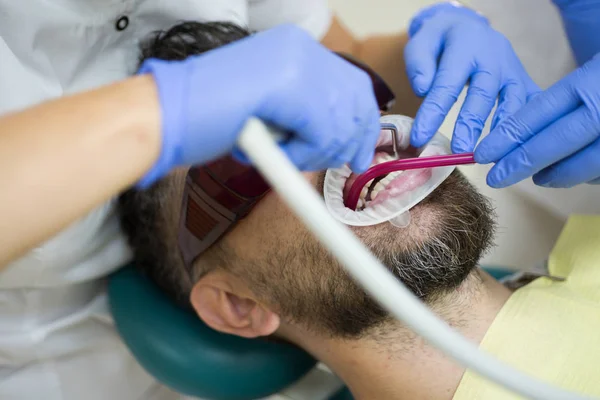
115,16,129,31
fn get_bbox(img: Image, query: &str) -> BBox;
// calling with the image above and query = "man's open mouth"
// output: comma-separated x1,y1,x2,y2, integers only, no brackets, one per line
323,115,454,227
342,145,433,211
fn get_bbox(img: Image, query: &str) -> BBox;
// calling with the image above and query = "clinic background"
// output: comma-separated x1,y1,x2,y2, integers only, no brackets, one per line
332,0,579,270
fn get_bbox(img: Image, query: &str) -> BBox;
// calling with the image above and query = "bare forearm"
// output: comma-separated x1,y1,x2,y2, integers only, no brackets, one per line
322,17,422,117
0,75,161,266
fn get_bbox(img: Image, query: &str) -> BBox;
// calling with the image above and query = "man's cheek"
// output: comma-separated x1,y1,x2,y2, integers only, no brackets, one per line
303,171,321,184
250,170,325,223
308,171,327,195
252,192,295,226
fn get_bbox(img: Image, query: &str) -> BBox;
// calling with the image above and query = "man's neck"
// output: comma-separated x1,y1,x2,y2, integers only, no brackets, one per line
282,270,512,400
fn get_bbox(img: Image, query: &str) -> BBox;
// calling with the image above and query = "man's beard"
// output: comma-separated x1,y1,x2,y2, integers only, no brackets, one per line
234,170,496,338
352,170,497,301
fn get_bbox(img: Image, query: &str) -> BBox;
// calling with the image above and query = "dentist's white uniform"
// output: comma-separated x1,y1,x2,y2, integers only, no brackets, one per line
468,0,600,218
0,1,331,399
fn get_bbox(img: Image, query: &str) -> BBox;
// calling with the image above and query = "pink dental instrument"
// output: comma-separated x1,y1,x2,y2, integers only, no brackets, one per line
344,152,475,210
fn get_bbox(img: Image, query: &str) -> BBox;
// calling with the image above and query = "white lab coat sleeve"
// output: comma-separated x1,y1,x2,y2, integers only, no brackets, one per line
247,0,333,40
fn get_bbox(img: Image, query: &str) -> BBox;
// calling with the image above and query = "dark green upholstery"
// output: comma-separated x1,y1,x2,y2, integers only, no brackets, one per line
482,265,517,281
329,387,354,400
108,266,316,400
109,264,515,400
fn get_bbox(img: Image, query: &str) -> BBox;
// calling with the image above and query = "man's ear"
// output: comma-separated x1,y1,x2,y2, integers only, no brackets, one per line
190,270,280,338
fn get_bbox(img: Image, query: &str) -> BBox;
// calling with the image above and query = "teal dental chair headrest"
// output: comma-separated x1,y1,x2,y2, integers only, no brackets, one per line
109,264,515,400
108,265,317,400
484,265,516,281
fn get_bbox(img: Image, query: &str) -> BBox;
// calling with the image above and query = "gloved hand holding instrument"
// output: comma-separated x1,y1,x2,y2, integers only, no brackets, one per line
403,1,600,191
476,53,600,189
138,24,384,187
473,0,600,189
404,1,539,154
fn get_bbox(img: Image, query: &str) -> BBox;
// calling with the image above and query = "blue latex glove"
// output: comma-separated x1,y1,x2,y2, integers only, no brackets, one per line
553,0,600,66
476,53,600,188
405,2,540,153
137,24,380,187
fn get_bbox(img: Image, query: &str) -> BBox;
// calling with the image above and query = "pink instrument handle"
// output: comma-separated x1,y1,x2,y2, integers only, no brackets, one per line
344,153,475,210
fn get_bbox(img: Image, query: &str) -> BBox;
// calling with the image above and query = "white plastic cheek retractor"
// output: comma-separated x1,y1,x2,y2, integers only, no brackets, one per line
324,115,455,227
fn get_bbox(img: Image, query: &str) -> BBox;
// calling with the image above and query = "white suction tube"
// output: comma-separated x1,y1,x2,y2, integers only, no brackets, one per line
237,118,592,400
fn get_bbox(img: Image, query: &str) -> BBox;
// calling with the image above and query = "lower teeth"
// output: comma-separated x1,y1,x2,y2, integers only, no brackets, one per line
358,170,403,208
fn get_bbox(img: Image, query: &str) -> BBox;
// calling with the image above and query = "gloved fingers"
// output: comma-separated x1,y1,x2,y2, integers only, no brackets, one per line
476,72,581,164
260,96,325,150
491,71,541,131
311,137,364,172
411,43,473,148
490,80,528,131
309,147,349,171
408,3,457,37
303,140,347,171
404,22,446,97
311,93,360,171
260,87,339,170
280,140,327,171
331,139,361,171
350,110,381,173
408,2,488,37
486,106,599,188
273,96,332,169
347,81,381,172
524,74,542,100
452,70,502,153
318,95,361,170
281,88,379,172
533,135,600,188
298,115,356,171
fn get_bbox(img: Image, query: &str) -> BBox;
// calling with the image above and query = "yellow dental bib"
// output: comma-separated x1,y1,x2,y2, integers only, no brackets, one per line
453,215,600,399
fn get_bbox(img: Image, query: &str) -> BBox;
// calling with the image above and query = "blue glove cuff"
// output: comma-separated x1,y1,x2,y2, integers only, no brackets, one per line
136,59,188,189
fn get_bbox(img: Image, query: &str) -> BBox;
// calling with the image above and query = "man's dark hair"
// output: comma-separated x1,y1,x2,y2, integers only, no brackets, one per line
119,22,251,305
139,21,250,62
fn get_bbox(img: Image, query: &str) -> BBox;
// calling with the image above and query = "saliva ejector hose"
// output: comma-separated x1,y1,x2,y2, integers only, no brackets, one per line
236,118,592,400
